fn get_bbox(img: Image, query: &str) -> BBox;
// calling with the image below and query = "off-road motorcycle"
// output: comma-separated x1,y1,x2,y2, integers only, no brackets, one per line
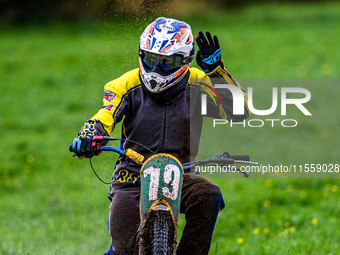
70,136,257,255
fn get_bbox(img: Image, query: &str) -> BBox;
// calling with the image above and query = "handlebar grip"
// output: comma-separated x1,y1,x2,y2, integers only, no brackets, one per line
231,155,250,161
69,143,85,159
126,148,144,165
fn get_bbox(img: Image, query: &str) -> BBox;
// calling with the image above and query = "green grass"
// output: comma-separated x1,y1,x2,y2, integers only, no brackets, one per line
1,2,340,254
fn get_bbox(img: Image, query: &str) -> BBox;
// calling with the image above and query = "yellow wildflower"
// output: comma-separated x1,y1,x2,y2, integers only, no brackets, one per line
287,184,294,192
332,185,338,192
284,221,290,228
237,238,244,244
253,228,260,235
264,200,271,208
265,179,273,187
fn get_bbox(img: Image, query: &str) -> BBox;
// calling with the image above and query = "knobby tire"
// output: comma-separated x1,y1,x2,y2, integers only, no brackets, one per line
152,214,169,255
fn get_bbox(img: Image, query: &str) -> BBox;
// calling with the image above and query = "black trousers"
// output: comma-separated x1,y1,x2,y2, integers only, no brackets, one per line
108,173,224,255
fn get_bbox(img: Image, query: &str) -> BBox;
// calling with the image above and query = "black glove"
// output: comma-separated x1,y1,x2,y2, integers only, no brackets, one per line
195,31,222,73
71,137,94,158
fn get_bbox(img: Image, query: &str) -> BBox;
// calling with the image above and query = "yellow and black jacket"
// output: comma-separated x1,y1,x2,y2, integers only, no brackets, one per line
77,65,249,191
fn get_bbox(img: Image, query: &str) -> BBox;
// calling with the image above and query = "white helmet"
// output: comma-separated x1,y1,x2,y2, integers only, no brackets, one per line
139,17,194,93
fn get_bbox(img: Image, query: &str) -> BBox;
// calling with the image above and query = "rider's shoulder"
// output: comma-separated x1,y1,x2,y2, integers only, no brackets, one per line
104,68,141,94
188,67,207,80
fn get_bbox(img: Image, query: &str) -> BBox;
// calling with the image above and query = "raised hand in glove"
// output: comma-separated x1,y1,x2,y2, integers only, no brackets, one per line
71,137,94,158
195,31,222,73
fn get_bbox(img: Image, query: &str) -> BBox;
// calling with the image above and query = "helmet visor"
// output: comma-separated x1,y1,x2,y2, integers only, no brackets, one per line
142,51,183,72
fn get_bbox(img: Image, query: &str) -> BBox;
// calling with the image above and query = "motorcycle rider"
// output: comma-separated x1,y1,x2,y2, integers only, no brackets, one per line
72,17,250,255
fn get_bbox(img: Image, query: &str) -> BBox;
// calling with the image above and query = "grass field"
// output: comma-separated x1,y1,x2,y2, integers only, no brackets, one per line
1,2,340,254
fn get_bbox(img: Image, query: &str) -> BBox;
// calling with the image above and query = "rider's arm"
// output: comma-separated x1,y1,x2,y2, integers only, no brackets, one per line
205,62,250,121
77,68,141,139
189,66,250,121
194,31,250,121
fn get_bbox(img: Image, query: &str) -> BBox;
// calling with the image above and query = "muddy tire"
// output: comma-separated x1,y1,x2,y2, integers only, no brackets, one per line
152,214,169,255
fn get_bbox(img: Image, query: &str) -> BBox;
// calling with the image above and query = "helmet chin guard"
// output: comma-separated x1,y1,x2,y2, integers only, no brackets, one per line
139,56,189,93
139,17,194,93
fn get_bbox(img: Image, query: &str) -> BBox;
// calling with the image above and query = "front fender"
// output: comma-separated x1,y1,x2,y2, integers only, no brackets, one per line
139,153,184,226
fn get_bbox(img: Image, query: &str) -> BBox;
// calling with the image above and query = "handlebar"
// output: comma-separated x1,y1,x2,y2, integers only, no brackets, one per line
70,136,145,165
224,152,249,162
70,136,258,177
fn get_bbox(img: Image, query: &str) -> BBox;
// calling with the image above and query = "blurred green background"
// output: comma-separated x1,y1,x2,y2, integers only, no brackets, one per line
1,0,340,254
